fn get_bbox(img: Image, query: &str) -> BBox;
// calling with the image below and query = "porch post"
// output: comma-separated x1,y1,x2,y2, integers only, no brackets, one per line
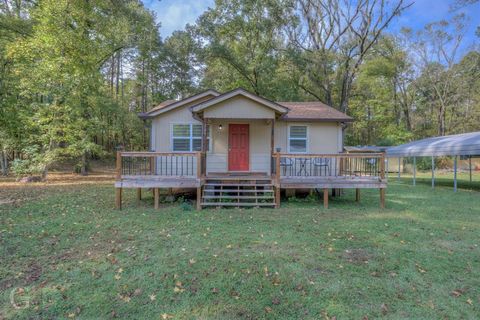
115,188,122,210
115,151,122,210
201,118,208,176
323,188,329,209
271,119,275,175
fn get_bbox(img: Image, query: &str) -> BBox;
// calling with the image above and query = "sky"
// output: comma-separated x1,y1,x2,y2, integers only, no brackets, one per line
142,0,479,51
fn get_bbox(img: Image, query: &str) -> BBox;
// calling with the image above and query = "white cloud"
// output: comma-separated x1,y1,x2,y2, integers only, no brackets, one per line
146,0,214,37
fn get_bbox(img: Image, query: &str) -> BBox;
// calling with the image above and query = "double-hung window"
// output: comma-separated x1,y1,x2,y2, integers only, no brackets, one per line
288,126,308,153
172,124,210,152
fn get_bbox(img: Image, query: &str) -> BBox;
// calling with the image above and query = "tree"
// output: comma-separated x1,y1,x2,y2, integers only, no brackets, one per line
5,0,153,177
287,0,411,114
407,15,466,136
348,36,413,145
195,0,295,99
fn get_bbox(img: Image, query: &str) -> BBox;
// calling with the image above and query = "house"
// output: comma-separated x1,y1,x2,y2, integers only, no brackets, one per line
115,88,386,209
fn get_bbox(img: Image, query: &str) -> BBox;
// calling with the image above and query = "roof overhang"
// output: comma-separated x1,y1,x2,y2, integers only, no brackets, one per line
280,117,354,122
140,89,220,119
190,88,289,115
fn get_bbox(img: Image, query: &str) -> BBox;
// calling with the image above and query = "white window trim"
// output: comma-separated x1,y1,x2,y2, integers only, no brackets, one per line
170,123,211,153
287,124,309,154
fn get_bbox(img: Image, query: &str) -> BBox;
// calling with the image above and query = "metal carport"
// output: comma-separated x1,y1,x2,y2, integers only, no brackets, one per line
386,132,480,191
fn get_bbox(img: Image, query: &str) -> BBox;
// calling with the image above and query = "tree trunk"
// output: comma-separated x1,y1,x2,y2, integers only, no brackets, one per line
41,165,48,181
438,104,446,136
0,150,7,175
80,152,88,176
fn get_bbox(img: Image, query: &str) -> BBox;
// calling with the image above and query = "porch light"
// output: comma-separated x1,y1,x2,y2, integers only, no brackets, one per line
218,124,223,130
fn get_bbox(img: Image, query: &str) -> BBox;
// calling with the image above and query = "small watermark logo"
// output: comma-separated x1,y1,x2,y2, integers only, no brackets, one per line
10,287,30,309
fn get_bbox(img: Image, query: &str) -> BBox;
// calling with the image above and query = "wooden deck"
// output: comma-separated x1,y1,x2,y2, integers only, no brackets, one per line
280,176,387,189
114,151,387,209
115,176,201,188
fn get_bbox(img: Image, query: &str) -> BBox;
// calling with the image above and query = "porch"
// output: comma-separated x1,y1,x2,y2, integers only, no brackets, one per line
114,152,387,209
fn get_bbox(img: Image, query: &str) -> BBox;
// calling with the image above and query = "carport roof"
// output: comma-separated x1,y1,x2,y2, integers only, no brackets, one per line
386,132,480,157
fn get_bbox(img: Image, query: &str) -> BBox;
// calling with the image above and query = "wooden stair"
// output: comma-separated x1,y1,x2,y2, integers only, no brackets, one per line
200,176,276,208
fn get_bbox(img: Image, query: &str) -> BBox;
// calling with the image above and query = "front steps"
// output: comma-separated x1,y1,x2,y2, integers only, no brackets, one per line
200,176,276,208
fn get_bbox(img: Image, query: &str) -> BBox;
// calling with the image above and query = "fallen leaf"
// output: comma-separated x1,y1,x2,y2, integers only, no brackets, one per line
173,287,184,293
133,288,142,296
189,258,196,264
265,306,273,313
272,297,280,305
149,294,156,301
161,313,174,319
451,289,464,297
466,298,473,305
211,287,219,294
114,274,121,280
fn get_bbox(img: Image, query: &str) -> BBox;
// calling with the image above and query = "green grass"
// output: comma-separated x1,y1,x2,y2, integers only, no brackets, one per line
1,178,480,319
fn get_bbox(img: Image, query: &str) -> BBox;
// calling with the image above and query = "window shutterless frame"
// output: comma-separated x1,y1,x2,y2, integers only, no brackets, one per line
287,125,308,153
170,123,211,152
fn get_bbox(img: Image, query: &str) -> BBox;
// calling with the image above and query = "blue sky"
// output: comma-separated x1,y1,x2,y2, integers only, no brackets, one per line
142,0,479,51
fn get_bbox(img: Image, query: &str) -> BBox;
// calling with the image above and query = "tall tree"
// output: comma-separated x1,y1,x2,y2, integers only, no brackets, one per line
407,14,466,136
287,0,411,114
195,0,295,99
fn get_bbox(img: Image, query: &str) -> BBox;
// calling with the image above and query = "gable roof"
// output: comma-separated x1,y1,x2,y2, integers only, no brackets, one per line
278,102,353,122
139,89,220,118
139,88,352,122
190,88,289,114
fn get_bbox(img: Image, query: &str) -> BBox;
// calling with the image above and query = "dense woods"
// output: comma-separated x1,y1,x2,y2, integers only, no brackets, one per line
0,0,479,177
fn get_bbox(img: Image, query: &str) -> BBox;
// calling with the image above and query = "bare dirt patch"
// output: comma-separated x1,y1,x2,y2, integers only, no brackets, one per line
342,248,373,264
0,172,114,206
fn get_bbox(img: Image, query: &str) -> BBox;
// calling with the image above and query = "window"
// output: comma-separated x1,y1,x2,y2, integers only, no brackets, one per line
288,126,307,153
172,124,210,152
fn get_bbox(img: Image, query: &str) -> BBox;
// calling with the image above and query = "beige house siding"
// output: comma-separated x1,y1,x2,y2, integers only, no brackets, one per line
150,101,344,174
274,121,342,154
151,106,202,152
203,96,276,119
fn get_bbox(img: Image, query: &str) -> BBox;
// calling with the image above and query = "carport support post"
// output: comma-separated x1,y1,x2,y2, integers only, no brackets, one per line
431,156,435,188
398,157,401,181
453,156,458,192
469,157,472,182
413,157,416,186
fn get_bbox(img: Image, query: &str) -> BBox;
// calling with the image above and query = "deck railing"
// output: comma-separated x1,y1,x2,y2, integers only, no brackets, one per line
116,152,202,179
273,153,385,180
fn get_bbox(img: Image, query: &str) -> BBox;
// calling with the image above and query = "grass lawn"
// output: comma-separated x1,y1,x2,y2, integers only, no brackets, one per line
1,172,479,319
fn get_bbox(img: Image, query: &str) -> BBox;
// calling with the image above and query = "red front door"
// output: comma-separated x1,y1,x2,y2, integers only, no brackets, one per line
228,124,249,171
